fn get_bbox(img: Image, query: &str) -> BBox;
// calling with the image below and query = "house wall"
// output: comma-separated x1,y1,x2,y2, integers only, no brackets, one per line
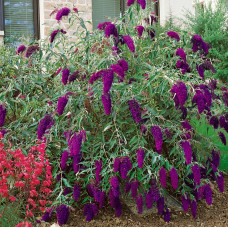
0,31,3,45
159,0,194,26
39,0,93,41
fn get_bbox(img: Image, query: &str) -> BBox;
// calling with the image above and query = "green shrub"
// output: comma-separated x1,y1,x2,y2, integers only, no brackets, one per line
185,0,228,82
0,1,227,224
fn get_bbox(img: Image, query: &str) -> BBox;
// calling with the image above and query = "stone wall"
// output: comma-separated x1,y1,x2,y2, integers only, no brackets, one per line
39,0,92,41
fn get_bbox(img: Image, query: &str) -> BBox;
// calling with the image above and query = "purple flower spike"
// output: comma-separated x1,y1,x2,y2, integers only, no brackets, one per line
117,59,129,71
136,194,143,214
103,69,114,93
56,7,71,21
83,204,95,221
60,151,69,170
181,121,192,131
95,160,102,184
167,31,180,41
209,116,219,129
128,99,142,124
123,35,135,52
97,21,111,30
0,105,6,128
163,208,171,222
135,25,145,38
50,30,59,43
37,114,54,140
145,191,153,209
111,64,125,78
137,147,145,168
25,45,39,58
191,200,197,218
151,126,163,153
219,131,227,145
157,197,165,214
62,69,70,85
56,205,70,226
205,184,213,205
101,92,112,115
222,92,228,107
131,180,139,198
181,194,190,212
170,167,178,190
217,172,224,193
73,184,81,201
191,164,201,185
181,141,192,165
176,48,186,62
57,96,68,115
219,116,226,128
127,0,136,6
113,158,121,172
137,0,146,9
159,167,167,189
105,23,118,38
17,45,26,54
197,65,205,79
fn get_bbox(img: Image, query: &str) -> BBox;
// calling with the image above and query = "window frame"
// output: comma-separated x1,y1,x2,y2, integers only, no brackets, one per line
0,0,40,40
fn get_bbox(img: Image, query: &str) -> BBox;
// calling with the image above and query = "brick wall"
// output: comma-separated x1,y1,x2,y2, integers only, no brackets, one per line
40,0,92,40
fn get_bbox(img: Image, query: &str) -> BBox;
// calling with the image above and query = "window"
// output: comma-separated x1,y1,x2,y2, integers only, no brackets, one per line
92,0,122,30
0,0,39,42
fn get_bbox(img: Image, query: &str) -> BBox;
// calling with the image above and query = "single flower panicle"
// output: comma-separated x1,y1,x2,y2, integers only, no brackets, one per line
101,93,112,115
135,25,145,38
37,114,54,140
170,167,178,190
137,148,145,168
151,126,163,153
60,151,69,170
167,31,180,41
57,96,68,115
0,105,6,127
128,99,142,123
123,35,135,52
56,7,71,21
56,205,70,226
17,45,26,54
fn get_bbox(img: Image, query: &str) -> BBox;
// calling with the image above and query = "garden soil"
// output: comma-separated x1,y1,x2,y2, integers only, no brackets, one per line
46,175,228,227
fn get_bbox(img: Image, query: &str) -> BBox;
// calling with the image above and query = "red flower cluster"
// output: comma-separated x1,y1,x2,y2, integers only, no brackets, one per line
0,133,53,225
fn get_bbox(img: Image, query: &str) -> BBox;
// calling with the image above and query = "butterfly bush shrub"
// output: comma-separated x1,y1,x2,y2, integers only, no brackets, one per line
0,1,227,225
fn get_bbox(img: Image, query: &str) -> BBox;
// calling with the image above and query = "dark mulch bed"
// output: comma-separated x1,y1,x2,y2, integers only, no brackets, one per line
45,175,228,227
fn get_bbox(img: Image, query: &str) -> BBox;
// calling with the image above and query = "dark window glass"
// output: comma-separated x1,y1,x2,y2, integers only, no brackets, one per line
4,0,35,40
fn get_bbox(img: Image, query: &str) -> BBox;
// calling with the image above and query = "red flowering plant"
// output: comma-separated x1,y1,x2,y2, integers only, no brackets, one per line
0,133,53,226
0,0,227,225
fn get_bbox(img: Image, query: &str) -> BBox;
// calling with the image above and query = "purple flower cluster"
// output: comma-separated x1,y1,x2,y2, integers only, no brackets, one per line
97,21,111,30
209,116,219,129
69,132,83,157
113,157,132,179
191,200,197,218
181,141,192,165
205,184,213,205
137,147,145,168
37,114,54,140
192,90,207,114
163,208,171,222
117,59,129,71
95,160,102,184
137,0,146,9
105,23,118,38
170,81,188,109
83,203,98,221
122,35,135,52
17,45,26,54
135,25,145,38
127,0,135,6
159,167,167,189
0,105,6,127
222,91,228,107
73,184,81,201
111,64,125,78
181,121,192,131
131,180,139,198
167,31,180,41
151,126,163,153
57,96,68,115
191,164,201,185
61,151,69,170
69,70,79,83
170,167,178,190
219,131,226,145
103,69,114,93
56,205,70,226
136,194,143,214
56,7,71,21
217,172,224,193
128,99,142,123
157,197,164,214
111,176,120,197
25,45,39,58
191,34,209,55
176,59,191,74
109,188,122,217
101,92,112,115
181,194,190,212
176,48,186,62
62,69,70,85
